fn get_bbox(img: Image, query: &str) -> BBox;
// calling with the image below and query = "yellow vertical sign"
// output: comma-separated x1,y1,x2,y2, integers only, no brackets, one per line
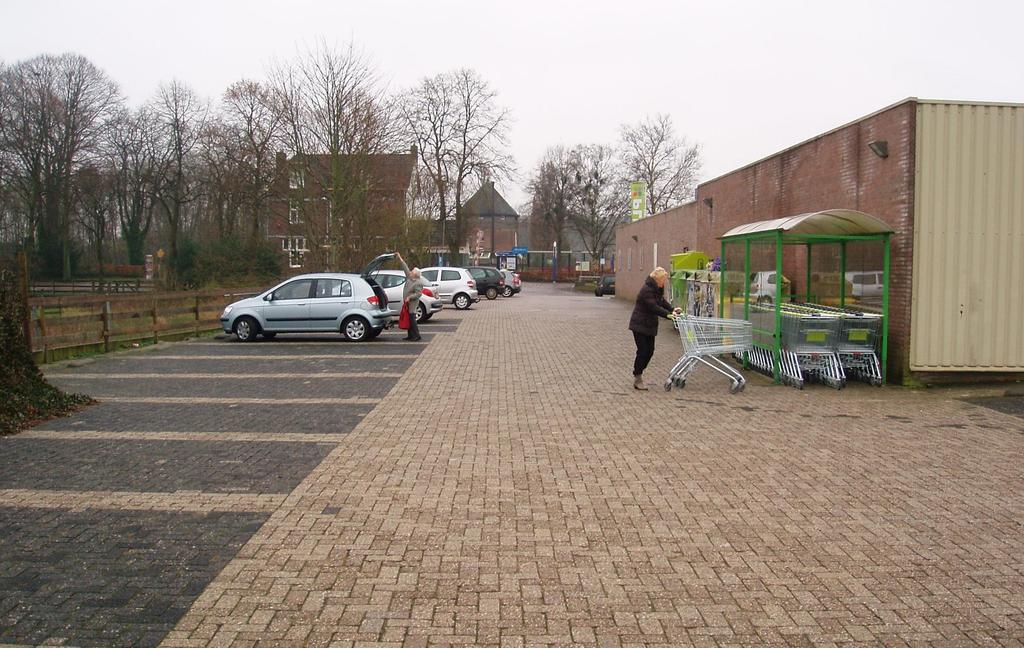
630,182,647,221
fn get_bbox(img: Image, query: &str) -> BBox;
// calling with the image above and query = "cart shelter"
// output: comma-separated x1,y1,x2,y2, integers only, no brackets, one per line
720,209,893,387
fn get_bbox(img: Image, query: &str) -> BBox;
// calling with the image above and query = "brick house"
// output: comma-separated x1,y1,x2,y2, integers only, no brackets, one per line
615,99,1024,383
461,180,520,264
268,149,417,271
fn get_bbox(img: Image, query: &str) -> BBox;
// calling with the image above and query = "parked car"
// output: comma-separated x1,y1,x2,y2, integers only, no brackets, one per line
594,275,616,296
499,269,521,297
220,279,390,344
369,269,442,322
419,266,480,310
465,266,505,300
845,271,884,298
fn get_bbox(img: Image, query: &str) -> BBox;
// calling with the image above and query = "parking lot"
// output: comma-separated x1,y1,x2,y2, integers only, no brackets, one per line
2,283,1024,647
0,315,460,647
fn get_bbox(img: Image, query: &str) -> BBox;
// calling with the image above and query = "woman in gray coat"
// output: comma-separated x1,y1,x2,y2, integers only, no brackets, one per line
396,253,427,341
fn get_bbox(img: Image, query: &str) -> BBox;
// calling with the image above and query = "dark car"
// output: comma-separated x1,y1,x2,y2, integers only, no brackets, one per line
594,275,616,296
465,266,505,300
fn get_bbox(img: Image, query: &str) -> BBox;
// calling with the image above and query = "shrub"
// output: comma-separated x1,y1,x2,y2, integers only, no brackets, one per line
0,269,92,435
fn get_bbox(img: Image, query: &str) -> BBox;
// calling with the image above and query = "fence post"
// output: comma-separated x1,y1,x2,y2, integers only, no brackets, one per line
194,293,200,337
37,304,48,363
152,297,159,344
101,300,111,353
17,251,32,352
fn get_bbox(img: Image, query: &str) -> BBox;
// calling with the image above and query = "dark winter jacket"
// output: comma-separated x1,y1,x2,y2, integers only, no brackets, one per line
628,277,674,336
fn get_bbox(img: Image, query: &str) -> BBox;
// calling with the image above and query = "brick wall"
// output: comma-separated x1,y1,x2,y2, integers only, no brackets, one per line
616,100,917,380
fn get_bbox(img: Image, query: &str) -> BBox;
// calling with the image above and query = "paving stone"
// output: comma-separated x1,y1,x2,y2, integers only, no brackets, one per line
0,506,267,648
0,438,333,493
163,284,1024,647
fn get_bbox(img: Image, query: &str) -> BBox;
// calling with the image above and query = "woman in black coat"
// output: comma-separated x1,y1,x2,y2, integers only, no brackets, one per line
628,267,680,390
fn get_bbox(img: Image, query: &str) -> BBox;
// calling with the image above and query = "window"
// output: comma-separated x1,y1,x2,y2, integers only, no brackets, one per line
421,269,438,281
289,170,304,189
382,275,405,289
284,237,307,269
441,270,460,281
315,278,352,298
468,268,485,280
273,280,313,301
288,200,301,225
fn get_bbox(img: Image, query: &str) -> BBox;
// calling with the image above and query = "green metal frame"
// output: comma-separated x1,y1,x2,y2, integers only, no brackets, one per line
720,230,891,384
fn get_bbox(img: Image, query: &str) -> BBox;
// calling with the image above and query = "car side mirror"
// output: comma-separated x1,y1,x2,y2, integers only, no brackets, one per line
263,294,273,302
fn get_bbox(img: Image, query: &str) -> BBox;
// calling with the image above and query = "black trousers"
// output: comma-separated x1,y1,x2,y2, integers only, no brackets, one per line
633,332,655,376
405,304,420,340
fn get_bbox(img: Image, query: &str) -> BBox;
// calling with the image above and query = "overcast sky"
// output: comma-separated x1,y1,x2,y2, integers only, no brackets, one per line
4,0,1023,207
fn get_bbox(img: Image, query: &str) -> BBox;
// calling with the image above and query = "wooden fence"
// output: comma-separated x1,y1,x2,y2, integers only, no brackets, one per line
27,288,259,363
30,278,154,295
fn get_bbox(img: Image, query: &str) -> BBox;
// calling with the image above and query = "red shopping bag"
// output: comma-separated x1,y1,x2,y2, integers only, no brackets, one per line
398,302,410,330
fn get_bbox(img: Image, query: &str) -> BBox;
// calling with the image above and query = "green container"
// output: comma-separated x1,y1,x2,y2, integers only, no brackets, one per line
670,251,709,272
669,270,689,308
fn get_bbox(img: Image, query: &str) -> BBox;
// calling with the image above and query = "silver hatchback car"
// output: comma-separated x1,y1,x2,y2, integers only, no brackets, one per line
220,255,396,342
418,266,480,310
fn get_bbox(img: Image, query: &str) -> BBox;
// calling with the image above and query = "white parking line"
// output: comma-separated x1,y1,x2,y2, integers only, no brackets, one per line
101,396,382,405
49,373,404,380
21,430,349,443
0,489,286,513
112,354,417,360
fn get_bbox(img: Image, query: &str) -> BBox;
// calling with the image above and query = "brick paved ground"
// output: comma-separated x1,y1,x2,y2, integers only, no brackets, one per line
157,284,1020,647
2,285,1023,647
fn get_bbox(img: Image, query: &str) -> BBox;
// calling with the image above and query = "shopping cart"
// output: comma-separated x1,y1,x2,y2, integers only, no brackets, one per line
778,305,845,389
665,314,753,393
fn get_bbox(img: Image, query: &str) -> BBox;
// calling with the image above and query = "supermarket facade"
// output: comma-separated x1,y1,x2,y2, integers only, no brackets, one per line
615,98,1024,383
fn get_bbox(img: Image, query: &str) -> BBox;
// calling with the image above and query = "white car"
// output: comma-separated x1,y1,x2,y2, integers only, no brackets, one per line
368,269,443,322
419,267,480,310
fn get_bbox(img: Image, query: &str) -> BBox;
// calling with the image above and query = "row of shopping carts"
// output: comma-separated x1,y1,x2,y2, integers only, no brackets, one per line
746,303,883,389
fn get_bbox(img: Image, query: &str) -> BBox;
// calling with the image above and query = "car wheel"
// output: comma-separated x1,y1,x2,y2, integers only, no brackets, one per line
366,327,382,340
594,287,602,297
421,313,433,322
501,286,513,298
261,332,277,340
454,293,471,310
416,303,426,322
485,286,498,300
341,316,369,342
233,316,259,342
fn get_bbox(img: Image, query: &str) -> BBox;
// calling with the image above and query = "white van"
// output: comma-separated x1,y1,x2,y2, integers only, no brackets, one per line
845,271,884,298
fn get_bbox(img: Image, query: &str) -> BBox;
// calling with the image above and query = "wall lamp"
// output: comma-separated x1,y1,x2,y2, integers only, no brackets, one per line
868,140,889,158
703,197,714,208
631,234,639,242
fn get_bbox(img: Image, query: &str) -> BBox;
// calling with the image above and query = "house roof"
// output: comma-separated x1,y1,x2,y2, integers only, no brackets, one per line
462,181,519,218
720,209,894,239
288,152,416,193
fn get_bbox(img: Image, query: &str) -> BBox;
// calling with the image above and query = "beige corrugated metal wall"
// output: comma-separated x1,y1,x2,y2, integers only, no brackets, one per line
911,102,1024,371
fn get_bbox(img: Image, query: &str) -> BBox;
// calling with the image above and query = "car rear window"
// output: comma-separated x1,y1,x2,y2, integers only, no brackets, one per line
441,270,461,281
468,268,485,279
315,279,352,298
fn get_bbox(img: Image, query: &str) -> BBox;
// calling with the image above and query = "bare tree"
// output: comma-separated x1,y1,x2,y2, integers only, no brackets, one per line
619,113,701,215
526,146,577,250
403,68,512,260
0,53,120,277
73,164,115,276
150,80,208,284
571,144,624,265
105,107,162,265
221,80,282,241
269,42,402,269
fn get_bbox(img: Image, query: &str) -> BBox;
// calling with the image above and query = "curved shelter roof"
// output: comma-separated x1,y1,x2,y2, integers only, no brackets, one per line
720,209,893,239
